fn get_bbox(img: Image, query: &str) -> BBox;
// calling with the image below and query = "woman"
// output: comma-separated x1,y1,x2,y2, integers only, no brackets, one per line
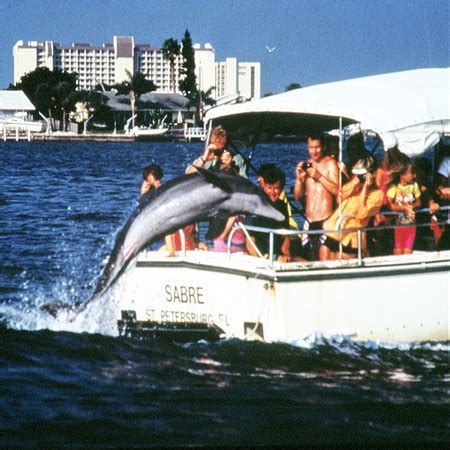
323,156,383,260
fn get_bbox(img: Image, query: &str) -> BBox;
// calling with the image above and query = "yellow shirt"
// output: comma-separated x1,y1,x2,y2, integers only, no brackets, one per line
279,190,298,230
325,185,383,250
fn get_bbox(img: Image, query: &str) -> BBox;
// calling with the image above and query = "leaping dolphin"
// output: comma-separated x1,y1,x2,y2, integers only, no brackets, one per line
42,169,284,316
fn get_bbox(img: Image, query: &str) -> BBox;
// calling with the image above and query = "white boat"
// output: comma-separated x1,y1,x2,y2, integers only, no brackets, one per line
115,68,450,344
0,112,45,133
130,126,169,138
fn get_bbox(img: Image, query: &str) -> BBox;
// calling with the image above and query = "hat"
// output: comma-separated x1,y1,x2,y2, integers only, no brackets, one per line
351,167,368,175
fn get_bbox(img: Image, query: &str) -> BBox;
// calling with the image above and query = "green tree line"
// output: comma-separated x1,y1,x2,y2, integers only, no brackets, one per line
9,29,215,130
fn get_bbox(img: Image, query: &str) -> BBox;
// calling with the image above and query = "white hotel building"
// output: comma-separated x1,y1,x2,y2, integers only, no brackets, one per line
13,36,260,100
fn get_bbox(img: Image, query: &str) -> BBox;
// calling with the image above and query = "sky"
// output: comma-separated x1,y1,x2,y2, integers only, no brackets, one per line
0,0,448,93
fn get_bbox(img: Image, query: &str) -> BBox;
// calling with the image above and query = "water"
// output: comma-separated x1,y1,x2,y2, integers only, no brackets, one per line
0,141,448,446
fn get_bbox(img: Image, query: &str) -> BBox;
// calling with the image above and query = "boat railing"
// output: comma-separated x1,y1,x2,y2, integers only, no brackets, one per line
227,206,449,267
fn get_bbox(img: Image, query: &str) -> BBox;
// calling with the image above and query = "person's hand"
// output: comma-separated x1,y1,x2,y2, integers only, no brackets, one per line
429,200,440,214
203,143,222,161
306,164,321,181
404,204,415,221
363,172,373,188
140,181,151,195
296,161,306,182
277,254,291,263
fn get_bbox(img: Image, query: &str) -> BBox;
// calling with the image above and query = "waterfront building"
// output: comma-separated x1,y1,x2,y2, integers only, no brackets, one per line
0,90,35,120
13,37,260,99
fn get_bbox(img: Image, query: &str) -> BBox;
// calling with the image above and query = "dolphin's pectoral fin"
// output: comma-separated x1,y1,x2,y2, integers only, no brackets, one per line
196,167,233,194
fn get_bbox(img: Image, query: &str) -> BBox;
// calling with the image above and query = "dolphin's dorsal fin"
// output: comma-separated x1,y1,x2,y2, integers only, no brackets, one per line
196,167,233,194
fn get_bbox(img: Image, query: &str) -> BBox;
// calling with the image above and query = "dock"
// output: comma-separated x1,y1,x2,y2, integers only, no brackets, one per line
1,127,207,143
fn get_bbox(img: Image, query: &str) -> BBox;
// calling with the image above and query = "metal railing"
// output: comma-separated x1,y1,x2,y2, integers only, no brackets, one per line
227,206,449,267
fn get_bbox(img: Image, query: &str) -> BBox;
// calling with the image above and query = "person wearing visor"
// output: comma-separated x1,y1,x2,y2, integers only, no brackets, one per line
322,156,383,260
186,126,247,176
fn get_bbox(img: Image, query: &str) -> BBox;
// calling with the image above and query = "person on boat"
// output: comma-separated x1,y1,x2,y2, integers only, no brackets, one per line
435,146,450,250
346,132,369,170
140,163,163,196
324,134,349,183
258,163,303,257
164,224,207,256
186,125,247,176
387,159,421,255
205,153,246,252
258,164,298,229
293,132,339,260
322,156,383,260
413,158,440,251
369,144,405,256
246,165,292,262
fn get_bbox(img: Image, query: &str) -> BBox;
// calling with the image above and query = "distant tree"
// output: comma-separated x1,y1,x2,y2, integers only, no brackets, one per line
114,70,157,129
179,29,197,97
74,89,111,129
263,91,275,97
187,86,216,125
162,38,181,93
12,67,78,124
285,82,301,91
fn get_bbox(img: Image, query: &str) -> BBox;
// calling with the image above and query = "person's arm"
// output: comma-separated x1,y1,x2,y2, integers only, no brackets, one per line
233,154,248,177
245,236,259,257
293,161,306,201
186,143,217,174
355,174,383,219
165,234,176,257
340,178,359,200
279,235,291,262
217,216,237,241
308,158,339,197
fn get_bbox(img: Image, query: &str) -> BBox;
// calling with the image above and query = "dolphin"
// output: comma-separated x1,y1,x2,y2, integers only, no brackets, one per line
41,169,284,316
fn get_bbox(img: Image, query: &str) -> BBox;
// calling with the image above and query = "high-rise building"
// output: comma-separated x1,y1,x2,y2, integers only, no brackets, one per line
13,36,260,99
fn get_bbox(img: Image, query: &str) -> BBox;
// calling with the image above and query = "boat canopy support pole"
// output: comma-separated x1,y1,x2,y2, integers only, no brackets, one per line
338,117,343,260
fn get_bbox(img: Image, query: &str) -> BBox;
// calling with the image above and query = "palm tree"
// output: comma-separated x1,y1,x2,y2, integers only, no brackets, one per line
162,38,181,93
187,87,216,125
114,70,157,129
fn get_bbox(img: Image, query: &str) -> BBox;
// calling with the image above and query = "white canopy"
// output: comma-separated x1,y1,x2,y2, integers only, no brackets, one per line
206,68,450,156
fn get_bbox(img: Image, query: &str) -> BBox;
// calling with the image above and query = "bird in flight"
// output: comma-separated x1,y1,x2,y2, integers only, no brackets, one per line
266,46,276,54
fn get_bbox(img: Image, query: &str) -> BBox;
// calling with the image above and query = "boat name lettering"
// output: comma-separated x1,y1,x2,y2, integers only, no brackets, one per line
165,284,204,304
160,309,213,324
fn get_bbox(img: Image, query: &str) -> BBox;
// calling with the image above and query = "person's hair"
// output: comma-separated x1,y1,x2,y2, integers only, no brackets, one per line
324,135,339,158
414,157,432,185
143,163,163,181
259,164,285,189
307,132,324,144
391,153,412,184
211,125,227,143
346,132,367,168
352,155,377,173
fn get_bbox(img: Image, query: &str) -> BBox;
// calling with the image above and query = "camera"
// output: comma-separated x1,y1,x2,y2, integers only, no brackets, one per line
302,161,312,171
213,148,223,156
357,173,366,183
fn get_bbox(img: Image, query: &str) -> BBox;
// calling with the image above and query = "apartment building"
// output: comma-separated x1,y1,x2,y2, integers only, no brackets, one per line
13,36,260,99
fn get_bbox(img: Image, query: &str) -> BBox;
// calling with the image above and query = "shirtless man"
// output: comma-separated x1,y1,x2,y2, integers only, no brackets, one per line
293,133,339,260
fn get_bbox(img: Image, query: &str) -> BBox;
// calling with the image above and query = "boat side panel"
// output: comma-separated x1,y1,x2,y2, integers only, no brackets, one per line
117,263,273,339
277,270,449,343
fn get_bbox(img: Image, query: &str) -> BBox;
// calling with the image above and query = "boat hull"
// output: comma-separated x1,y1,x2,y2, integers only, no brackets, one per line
115,251,449,343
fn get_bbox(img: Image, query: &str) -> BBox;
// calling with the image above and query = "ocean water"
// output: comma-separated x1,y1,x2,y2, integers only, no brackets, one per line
0,140,448,446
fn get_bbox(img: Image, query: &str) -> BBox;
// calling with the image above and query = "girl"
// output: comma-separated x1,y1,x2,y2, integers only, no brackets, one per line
387,162,421,255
